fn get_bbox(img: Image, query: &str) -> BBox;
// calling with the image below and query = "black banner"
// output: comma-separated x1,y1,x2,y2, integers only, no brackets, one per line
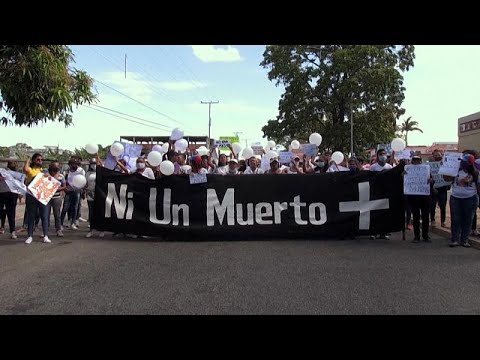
92,166,405,239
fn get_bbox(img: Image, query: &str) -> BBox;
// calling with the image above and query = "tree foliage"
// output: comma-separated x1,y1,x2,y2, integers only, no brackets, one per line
260,45,415,153
0,45,96,127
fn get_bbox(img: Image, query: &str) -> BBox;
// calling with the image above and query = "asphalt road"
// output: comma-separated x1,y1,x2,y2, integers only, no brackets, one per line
1,226,479,315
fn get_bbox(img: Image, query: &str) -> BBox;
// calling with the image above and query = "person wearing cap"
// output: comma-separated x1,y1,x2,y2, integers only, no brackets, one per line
265,158,283,174
243,156,264,174
442,152,479,247
190,155,208,174
226,158,240,175
284,156,304,174
404,155,433,243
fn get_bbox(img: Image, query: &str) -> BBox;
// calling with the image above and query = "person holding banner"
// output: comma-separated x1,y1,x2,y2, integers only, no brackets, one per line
243,156,264,174
443,153,479,248
130,157,155,179
369,149,393,172
404,156,433,243
265,158,283,174
0,161,21,239
23,153,50,244
85,158,105,239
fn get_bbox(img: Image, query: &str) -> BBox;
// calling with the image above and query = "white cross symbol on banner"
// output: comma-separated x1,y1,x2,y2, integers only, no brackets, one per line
339,182,390,230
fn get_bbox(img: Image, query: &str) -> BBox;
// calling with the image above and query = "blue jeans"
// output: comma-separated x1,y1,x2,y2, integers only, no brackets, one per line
60,191,80,226
450,195,478,243
26,194,48,237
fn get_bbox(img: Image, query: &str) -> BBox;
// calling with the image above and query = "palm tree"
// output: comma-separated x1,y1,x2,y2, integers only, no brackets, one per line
400,117,423,146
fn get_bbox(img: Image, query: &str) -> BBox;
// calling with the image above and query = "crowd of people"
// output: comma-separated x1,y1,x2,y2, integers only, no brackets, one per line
0,141,479,248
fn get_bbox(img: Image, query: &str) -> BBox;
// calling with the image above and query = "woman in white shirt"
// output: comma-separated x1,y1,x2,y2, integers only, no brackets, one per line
443,153,479,247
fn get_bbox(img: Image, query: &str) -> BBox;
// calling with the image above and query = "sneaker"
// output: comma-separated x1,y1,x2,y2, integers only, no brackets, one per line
39,233,45,238
99,232,104,238
78,217,87,222
423,237,432,243
406,224,413,230
412,238,421,243
0,228,4,235
64,224,70,229
379,235,390,240
43,236,51,243
370,235,376,240
57,230,64,237
25,236,33,244
85,231,93,238
472,229,480,236
462,242,471,248
11,231,17,239
449,241,459,247
71,224,78,230
75,220,80,227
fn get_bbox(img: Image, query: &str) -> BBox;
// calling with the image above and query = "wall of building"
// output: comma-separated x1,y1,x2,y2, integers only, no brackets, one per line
458,111,480,152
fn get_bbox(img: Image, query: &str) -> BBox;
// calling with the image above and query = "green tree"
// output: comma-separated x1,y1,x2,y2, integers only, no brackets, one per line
260,45,415,153
400,116,422,146
0,45,96,127
44,147,72,162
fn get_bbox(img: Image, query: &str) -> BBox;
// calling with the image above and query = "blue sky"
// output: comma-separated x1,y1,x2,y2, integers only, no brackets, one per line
2,45,480,150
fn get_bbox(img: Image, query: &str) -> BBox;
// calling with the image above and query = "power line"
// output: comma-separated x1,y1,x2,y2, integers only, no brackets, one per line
95,79,184,127
82,105,168,130
91,104,172,130
90,46,179,105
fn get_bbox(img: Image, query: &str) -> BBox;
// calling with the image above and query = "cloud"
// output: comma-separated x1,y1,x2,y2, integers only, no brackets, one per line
191,45,243,63
159,81,207,91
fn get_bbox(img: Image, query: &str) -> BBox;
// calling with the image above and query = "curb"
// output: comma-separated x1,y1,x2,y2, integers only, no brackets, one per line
430,226,480,250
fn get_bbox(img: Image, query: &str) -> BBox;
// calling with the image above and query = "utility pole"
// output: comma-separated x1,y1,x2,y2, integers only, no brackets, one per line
350,103,354,157
201,100,219,147
233,132,243,144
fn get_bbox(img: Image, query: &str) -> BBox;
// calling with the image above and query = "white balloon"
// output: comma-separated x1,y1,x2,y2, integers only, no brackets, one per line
242,147,254,159
332,151,345,165
87,173,96,182
197,146,209,156
266,150,279,161
71,175,87,189
161,143,170,153
170,128,184,141
152,144,163,153
264,145,271,152
147,151,163,167
309,133,322,146
391,138,406,152
85,143,98,155
110,142,124,157
291,140,300,150
160,160,175,176
232,142,243,155
267,140,276,148
175,139,188,153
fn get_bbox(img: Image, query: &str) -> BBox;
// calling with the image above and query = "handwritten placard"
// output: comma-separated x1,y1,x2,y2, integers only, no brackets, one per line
251,144,264,156
303,144,317,157
27,173,61,205
279,151,293,165
377,143,393,156
438,152,462,177
0,169,27,195
403,165,431,195
394,149,414,160
214,139,230,147
429,161,451,188
189,173,207,185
